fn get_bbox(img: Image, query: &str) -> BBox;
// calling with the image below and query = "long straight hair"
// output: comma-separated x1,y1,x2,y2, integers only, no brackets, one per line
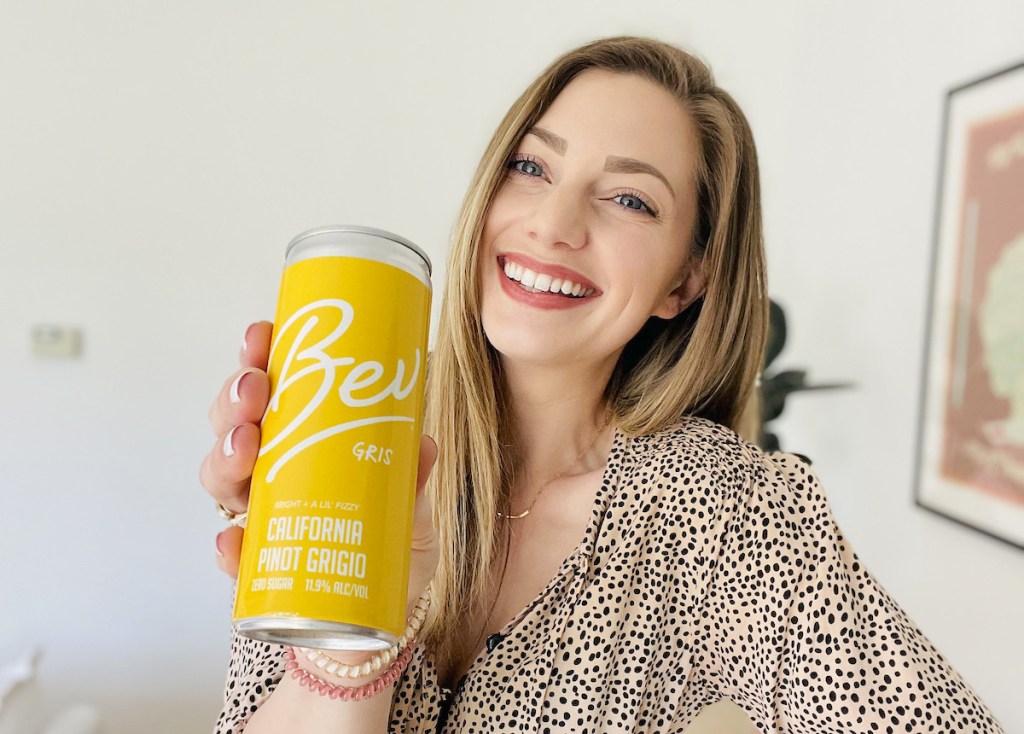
422,36,768,659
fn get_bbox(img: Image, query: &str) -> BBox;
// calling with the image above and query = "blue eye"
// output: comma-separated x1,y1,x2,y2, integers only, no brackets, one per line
612,191,658,217
617,194,644,210
508,157,544,177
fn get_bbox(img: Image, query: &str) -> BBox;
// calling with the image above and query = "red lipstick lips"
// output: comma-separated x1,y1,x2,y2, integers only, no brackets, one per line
495,253,600,311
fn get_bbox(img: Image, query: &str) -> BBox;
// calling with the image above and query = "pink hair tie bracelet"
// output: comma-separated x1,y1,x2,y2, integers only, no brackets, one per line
282,586,429,701
284,644,416,701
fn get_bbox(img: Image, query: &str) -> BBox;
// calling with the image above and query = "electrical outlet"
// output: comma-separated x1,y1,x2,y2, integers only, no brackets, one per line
32,325,82,358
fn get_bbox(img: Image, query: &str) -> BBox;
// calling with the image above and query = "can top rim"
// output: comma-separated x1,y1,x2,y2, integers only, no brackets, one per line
286,225,432,276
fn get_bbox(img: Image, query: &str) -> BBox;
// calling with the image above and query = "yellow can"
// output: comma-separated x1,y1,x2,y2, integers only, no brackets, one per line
233,225,432,651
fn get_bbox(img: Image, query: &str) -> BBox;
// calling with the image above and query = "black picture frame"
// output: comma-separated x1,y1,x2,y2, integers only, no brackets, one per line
914,59,1024,550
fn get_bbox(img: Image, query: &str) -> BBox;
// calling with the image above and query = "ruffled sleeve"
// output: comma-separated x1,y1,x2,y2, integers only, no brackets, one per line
693,449,1004,733
213,630,287,734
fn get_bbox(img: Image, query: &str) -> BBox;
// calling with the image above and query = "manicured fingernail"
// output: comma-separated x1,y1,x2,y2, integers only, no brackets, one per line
229,372,248,405
223,426,238,457
242,324,251,352
215,531,226,558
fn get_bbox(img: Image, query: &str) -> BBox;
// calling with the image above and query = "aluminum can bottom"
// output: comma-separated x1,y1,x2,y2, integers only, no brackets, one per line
235,617,397,651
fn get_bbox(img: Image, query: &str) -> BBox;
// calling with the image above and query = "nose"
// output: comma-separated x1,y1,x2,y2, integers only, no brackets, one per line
522,181,589,250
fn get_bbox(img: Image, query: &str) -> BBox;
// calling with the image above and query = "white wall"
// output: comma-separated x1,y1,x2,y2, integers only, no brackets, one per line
1,2,1021,732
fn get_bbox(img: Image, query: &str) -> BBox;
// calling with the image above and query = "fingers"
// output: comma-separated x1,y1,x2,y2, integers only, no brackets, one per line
208,367,271,438
200,422,260,515
240,321,273,371
215,525,244,579
209,320,272,438
208,321,271,580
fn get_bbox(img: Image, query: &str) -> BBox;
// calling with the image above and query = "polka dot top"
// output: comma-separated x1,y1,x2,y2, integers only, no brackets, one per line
215,417,1004,733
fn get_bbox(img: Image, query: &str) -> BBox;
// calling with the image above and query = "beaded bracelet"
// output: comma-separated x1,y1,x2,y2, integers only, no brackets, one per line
285,586,430,701
298,586,430,680
284,645,416,701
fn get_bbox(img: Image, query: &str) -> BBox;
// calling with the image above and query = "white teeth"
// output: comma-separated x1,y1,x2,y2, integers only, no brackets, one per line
501,258,595,298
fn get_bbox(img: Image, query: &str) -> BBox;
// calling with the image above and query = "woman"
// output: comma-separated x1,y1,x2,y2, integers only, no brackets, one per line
203,37,1003,732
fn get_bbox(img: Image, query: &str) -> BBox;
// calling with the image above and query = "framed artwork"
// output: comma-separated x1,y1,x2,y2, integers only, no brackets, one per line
915,59,1024,549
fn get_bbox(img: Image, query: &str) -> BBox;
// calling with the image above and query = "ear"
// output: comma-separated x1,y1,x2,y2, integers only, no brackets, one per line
651,262,706,320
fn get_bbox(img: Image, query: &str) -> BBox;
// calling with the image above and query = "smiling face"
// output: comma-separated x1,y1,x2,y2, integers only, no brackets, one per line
478,69,706,373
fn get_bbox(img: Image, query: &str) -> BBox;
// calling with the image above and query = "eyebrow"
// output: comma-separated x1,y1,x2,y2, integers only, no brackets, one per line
526,126,675,198
527,127,567,155
604,156,676,198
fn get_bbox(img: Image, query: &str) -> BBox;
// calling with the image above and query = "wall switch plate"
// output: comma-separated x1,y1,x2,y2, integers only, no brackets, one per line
32,325,82,358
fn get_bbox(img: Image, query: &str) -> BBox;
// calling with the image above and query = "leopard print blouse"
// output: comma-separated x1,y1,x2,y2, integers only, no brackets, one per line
215,417,1003,733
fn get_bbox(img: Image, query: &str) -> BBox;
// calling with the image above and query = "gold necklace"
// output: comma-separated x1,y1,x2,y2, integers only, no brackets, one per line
496,413,613,520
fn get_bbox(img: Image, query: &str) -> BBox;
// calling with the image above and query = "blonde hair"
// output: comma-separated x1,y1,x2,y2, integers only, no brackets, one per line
423,36,768,659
